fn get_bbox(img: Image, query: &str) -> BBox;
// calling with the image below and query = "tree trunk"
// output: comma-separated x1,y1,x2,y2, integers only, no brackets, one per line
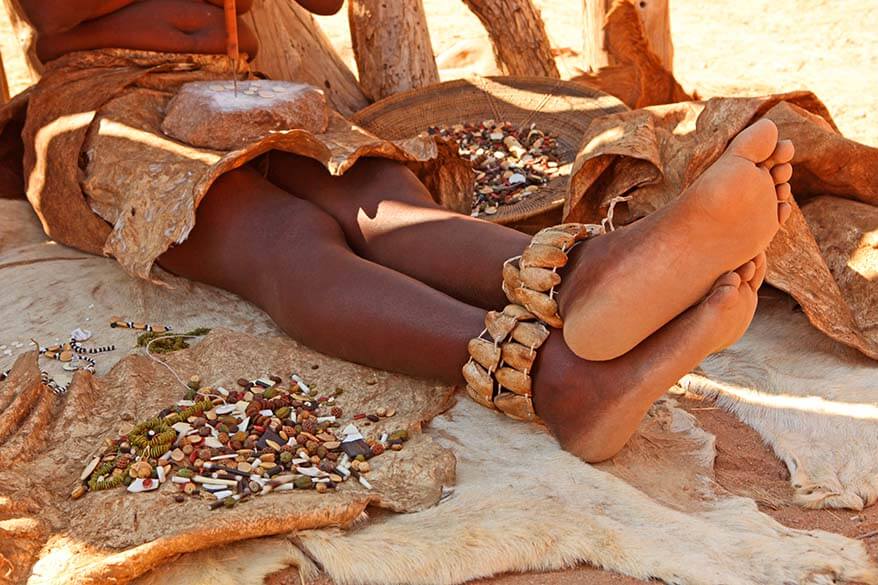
243,0,368,117
1,0,42,86
583,0,673,73
348,0,439,101
461,0,559,78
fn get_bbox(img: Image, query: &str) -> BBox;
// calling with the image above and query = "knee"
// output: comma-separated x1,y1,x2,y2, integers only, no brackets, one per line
342,157,435,206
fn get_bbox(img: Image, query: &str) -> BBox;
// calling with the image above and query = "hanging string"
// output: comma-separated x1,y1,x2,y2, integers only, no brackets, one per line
143,334,206,392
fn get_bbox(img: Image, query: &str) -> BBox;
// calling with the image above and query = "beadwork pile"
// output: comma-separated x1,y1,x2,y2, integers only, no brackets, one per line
75,372,409,508
426,120,562,216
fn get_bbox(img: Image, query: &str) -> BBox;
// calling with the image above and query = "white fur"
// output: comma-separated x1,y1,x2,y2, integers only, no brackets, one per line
686,290,878,510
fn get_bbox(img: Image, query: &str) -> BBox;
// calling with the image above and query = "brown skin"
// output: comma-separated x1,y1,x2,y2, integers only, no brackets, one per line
27,0,341,62
22,1,793,462
24,0,258,62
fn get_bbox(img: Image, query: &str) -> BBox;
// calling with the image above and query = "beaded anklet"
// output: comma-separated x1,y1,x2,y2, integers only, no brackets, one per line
463,223,603,422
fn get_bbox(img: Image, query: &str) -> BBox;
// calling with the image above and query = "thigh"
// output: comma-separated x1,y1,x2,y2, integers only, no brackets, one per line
158,165,484,382
158,166,350,300
267,152,439,226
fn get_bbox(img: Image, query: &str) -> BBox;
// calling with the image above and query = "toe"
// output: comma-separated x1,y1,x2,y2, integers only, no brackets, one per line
776,183,792,202
778,202,793,224
750,252,768,291
736,260,757,282
714,270,742,290
761,139,795,169
727,119,779,164
771,163,793,184
706,280,739,308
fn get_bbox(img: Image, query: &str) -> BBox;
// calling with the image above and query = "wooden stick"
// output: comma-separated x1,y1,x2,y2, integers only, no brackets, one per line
225,0,239,91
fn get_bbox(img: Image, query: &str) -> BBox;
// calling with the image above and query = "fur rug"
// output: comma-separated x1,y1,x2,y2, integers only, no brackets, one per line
1,200,876,584
684,290,878,511
136,397,877,585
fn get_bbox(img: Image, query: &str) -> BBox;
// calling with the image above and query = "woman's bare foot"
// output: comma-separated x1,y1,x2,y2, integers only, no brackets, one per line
560,119,793,361
535,254,767,462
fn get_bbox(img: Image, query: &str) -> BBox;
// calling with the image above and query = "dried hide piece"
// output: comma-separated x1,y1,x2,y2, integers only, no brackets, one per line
0,329,455,584
572,0,692,109
566,91,878,359
0,49,468,284
803,196,878,335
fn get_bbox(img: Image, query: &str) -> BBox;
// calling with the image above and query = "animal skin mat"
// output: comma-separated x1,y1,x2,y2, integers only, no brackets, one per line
0,197,877,585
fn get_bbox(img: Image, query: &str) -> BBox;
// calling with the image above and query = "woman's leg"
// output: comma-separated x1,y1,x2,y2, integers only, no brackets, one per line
267,152,526,310
268,120,794,361
158,167,763,462
159,168,481,380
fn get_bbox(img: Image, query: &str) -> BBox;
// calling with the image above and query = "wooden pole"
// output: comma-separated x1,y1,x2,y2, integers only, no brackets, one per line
224,0,239,62
224,0,239,92
242,0,369,116
461,0,559,78
583,0,673,73
348,0,440,102
1,0,42,84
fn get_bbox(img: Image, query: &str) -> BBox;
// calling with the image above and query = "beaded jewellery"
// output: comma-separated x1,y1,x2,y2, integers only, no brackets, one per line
462,196,630,422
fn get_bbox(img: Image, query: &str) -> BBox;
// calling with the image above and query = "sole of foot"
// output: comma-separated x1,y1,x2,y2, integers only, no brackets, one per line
536,254,766,463
561,119,793,362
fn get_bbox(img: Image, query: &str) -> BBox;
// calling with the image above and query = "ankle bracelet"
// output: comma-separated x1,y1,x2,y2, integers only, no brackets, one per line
463,223,602,421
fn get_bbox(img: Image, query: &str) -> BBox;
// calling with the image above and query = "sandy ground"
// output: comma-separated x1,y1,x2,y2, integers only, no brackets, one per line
1,1,877,584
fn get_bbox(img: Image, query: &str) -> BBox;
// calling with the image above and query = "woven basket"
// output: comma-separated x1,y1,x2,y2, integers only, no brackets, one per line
352,76,627,226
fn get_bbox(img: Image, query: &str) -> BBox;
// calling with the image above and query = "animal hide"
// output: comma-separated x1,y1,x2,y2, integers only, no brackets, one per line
0,204,456,584
136,398,877,585
1,200,875,584
685,286,878,512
